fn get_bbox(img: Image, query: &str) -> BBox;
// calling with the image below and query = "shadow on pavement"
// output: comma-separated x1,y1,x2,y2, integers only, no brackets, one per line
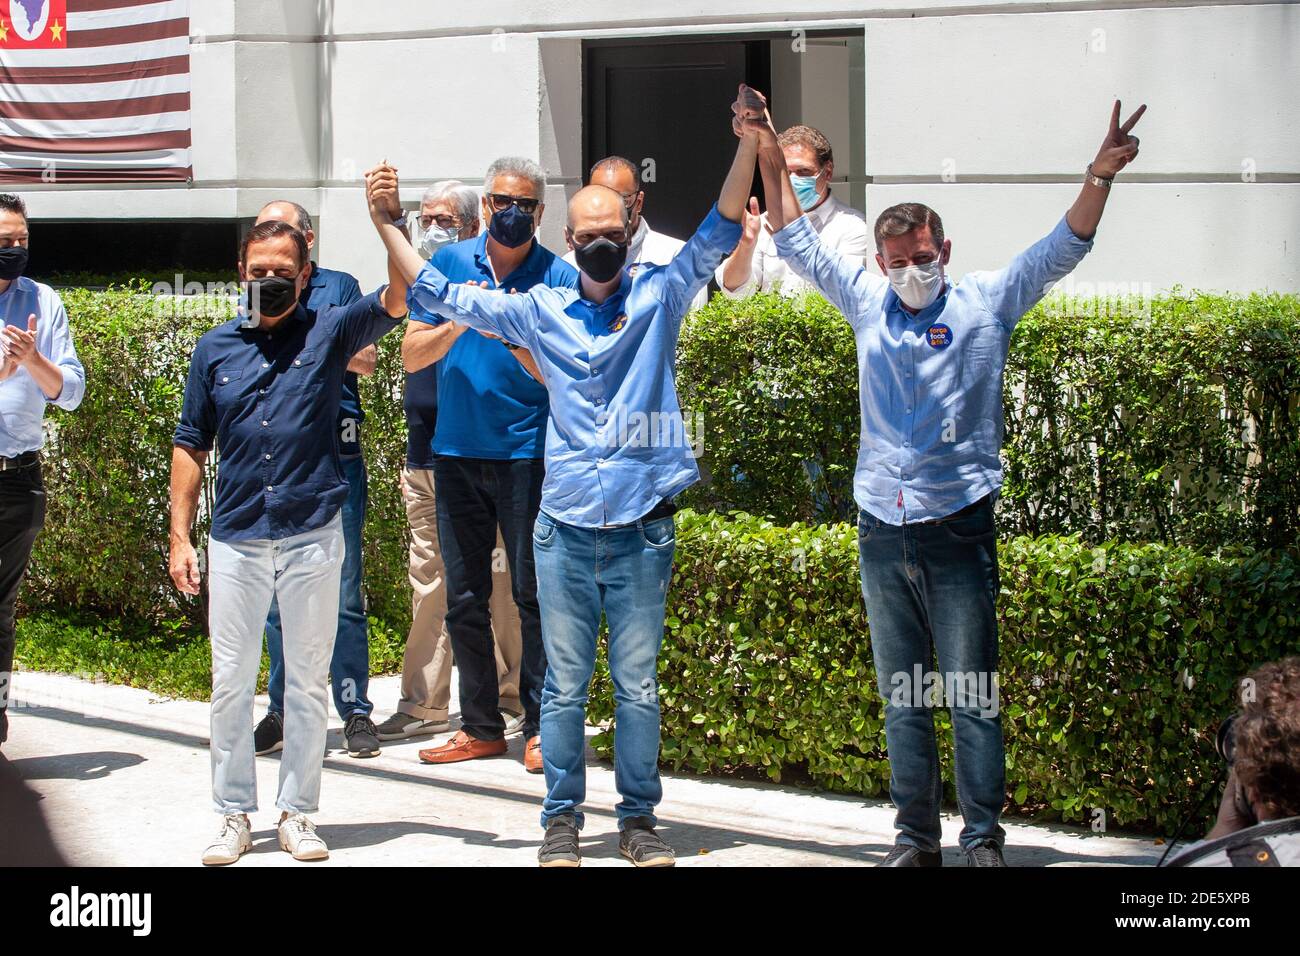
0,753,69,865
9,750,145,782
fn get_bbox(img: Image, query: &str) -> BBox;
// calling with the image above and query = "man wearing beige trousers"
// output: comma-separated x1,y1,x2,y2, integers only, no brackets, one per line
372,181,525,742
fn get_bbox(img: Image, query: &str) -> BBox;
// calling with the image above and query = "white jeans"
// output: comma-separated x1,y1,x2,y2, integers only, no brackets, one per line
207,512,344,814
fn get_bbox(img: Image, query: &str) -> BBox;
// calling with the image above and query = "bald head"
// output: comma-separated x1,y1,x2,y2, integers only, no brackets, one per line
256,201,313,249
588,157,643,233
566,184,628,241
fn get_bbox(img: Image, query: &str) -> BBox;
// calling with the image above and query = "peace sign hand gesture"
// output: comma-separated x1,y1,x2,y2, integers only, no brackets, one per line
1091,100,1146,179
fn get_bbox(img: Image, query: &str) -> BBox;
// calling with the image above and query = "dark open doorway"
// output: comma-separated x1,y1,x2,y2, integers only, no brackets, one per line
584,38,770,243
583,31,864,243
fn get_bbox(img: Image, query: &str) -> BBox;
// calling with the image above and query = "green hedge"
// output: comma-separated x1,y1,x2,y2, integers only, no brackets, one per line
677,290,1300,547
25,286,1300,634
585,510,1300,831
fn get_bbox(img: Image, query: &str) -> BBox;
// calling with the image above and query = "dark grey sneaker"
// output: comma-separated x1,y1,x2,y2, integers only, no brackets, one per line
254,711,284,755
965,840,1007,867
538,814,581,868
344,713,381,758
618,816,675,867
878,843,943,867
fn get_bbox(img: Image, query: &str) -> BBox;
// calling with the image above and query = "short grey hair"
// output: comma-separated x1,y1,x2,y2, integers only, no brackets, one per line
484,156,547,198
422,180,480,225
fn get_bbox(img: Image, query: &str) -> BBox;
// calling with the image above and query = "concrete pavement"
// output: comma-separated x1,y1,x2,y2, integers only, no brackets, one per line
1,669,1167,867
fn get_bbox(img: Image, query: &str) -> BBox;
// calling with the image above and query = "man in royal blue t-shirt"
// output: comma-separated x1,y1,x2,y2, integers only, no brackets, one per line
374,157,578,774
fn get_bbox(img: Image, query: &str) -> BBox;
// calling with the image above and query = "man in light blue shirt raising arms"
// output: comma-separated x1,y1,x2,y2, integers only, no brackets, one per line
0,193,85,751
746,88,1146,867
367,85,765,867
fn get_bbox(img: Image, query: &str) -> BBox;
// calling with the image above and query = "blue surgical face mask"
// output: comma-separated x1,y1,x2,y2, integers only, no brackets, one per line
488,203,536,249
791,173,823,211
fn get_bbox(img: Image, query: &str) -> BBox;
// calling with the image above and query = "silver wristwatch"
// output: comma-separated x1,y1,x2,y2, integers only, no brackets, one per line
1085,163,1113,189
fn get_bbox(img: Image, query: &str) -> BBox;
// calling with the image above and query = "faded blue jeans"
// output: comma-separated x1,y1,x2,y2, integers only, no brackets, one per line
533,510,675,831
265,455,370,720
857,496,1006,852
208,512,344,814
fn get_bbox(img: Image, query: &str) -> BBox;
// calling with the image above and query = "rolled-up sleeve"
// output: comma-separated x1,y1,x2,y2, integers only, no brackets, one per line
335,290,402,360
42,292,85,411
408,259,539,346
173,342,215,451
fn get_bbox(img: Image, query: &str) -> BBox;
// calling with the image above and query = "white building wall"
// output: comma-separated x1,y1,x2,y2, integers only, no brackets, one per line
14,1,1298,293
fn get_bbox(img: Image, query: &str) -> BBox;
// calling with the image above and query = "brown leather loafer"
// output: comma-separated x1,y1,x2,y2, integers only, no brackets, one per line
524,735,544,774
418,730,507,764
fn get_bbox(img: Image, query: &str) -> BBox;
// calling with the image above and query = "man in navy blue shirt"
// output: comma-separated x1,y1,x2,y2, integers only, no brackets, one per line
170,179,408,866
250,201,383,761
369,157,578,774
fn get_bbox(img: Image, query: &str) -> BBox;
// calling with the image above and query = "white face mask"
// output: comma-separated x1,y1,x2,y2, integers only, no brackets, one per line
886,260,945,311
418,224,459,259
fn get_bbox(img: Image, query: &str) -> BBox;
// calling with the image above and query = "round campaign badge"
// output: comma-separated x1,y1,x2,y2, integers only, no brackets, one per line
927,323,953,349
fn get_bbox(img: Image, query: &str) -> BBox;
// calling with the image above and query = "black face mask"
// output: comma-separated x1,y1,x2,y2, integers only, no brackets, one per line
573,237,628,284
488,203,536,249
0,246,29,281
242,276,299,326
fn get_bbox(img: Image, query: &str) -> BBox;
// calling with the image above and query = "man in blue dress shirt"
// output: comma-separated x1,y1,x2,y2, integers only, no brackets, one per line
367,87,765,866
250,201,383,761
170,177,408,866
752,88,1146,867
0,193,85,752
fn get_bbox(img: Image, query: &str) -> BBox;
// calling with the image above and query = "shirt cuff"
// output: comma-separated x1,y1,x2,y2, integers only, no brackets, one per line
172,426,213,452
1056,214,1096,253
697,203,744,252
407,260,453,324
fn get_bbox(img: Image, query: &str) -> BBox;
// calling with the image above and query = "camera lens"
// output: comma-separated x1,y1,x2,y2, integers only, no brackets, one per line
1216,714,1238,763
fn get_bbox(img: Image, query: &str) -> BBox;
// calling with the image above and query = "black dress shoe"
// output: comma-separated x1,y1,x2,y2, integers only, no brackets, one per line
878,843,943,867
965,841,1007,867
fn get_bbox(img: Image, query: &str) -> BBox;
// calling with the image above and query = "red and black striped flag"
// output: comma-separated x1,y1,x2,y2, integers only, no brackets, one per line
0,0,191,183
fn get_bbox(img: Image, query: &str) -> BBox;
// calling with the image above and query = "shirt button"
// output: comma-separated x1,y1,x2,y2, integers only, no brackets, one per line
264,454,272,460
262,420,269,427
903,441,911,448
262,362,269,369
906,407,913,414
294,360,302,367
905,371,913,378
259,388,266,395
266,485,274,492
221,376,229,383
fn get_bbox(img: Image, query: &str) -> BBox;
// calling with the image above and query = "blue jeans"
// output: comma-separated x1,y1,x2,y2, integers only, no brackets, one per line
857,497,1006,851
533,511,675,831
265,455,371,720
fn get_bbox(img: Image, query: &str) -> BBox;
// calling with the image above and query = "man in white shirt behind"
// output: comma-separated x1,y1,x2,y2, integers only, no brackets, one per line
717,124,870,299
565,156,706,311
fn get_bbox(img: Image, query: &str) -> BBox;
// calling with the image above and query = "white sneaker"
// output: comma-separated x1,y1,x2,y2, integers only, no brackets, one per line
502,710,526,737
201,813,252,866
278,812,329,861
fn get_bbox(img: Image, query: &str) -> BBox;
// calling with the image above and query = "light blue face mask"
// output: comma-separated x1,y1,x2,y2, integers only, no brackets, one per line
791,173,823,211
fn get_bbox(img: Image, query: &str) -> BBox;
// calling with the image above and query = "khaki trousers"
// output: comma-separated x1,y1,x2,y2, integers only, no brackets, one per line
398,466,522,721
